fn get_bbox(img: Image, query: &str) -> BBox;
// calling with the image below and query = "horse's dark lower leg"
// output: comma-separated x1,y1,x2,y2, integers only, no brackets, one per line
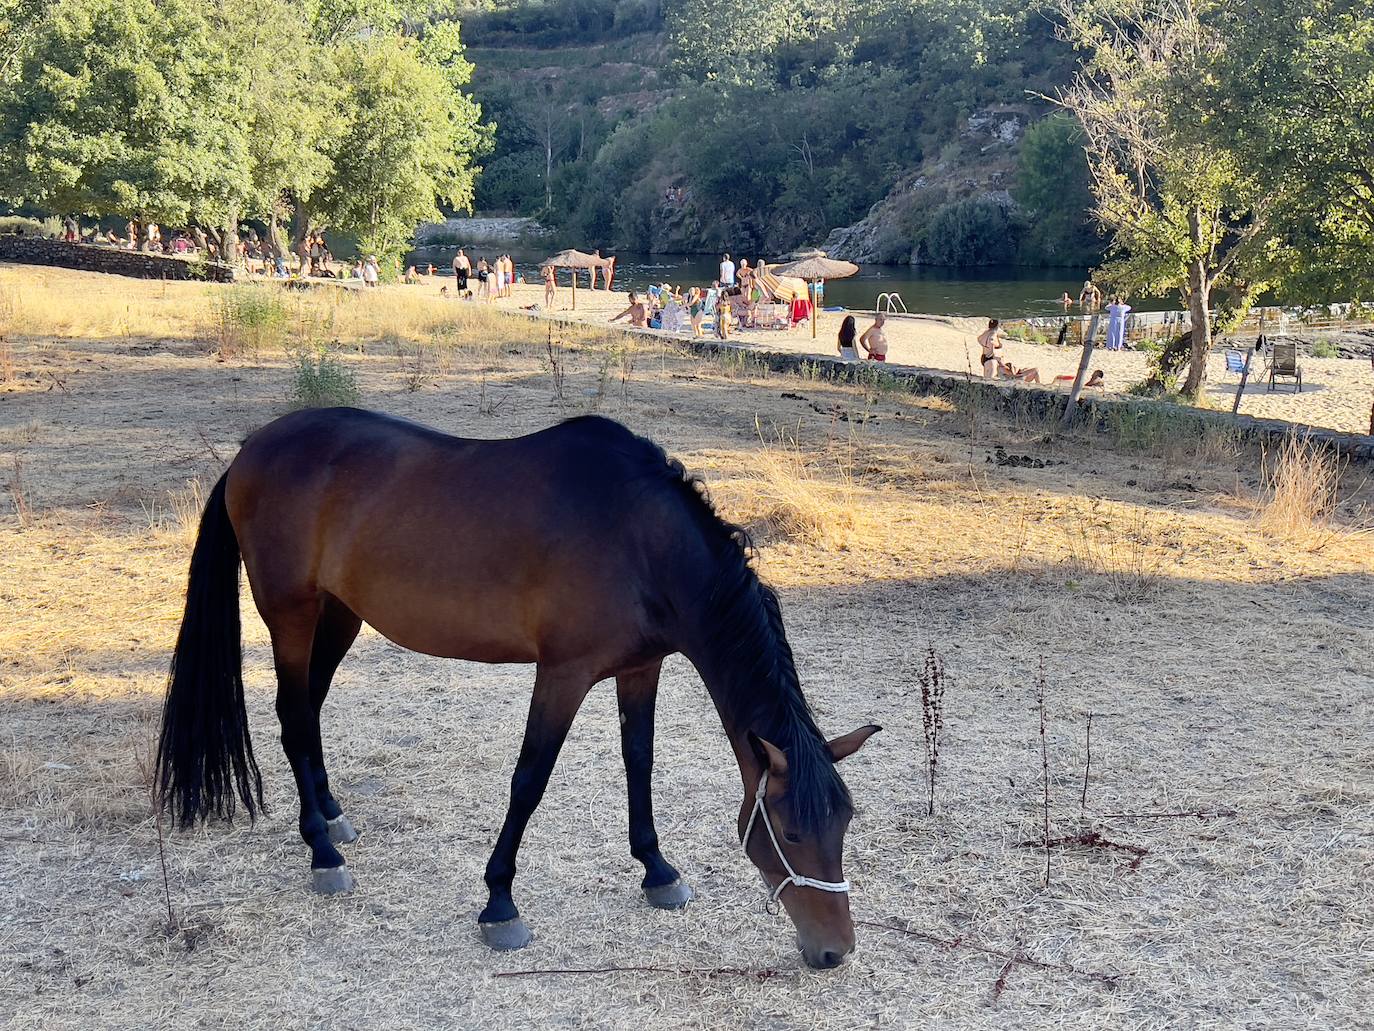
616,664,691,908
307,597,362,843
479,665,592,949
271,613,351,893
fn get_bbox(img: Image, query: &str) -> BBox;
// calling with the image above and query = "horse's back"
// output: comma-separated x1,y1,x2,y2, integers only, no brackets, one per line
226,409,706,668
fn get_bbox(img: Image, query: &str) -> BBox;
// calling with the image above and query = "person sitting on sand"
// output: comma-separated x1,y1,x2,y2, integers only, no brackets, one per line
611,292,649,329
838,315,859,361
860,313,889,361
404,265,420,284
978,319,1003,378
998,359,1041,384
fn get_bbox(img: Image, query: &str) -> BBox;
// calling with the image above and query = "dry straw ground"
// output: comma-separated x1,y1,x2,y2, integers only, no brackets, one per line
2,266,1372,1029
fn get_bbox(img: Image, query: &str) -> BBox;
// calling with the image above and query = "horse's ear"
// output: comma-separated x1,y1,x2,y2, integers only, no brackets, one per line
747,731,788,776
828,724,881,763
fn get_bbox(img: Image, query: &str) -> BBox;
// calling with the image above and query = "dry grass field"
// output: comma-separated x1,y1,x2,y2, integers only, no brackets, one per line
2,266,1372,1030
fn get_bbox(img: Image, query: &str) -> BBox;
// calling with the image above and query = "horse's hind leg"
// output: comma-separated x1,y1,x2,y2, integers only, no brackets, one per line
616,663,692,909
479,663,594,950
269,605,352,894
309,596,362,846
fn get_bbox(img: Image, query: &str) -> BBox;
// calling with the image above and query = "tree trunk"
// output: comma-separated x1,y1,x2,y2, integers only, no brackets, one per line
220,210,239,267
1182,259,1211,397
1059,333,1097,430
1182,208,1211,398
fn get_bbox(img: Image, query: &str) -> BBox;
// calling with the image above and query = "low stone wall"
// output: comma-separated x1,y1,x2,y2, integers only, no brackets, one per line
523,311,1374,464
0,236,234,282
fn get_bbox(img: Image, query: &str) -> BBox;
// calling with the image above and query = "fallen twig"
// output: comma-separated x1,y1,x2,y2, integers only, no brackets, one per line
1098,809,1235,821
856,919,1120,992
493,965,790,981
1017,830,1149,871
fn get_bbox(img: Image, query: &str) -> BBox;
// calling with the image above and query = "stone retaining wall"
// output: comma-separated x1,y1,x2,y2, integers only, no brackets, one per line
522,311,1374,464
0,236,234,282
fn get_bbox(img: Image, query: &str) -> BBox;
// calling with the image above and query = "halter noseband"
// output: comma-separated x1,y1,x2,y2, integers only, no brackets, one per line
742,771,850,905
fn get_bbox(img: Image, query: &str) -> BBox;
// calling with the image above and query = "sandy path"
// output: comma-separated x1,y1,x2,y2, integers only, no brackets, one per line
402,276,1373,435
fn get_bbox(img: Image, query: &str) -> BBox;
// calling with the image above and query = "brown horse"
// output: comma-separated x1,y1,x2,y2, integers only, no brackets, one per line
156,408,878,968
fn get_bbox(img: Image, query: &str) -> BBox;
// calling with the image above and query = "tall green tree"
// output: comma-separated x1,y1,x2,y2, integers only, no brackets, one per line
313,27,487,263
1198,0,1374,302
1056,0,1272,396
0,0,250,227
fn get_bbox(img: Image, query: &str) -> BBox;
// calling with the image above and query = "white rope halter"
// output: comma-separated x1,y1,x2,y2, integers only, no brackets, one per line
742,771,850,906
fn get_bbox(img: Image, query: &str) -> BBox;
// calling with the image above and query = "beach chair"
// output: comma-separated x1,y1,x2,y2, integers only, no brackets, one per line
1267,339,1303,392
1224,349,1247,380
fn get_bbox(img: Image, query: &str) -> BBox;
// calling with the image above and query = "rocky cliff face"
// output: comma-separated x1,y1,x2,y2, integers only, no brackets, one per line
823,105,1032,265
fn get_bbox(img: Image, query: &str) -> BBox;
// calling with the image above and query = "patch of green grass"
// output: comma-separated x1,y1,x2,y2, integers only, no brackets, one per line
290,348,360,408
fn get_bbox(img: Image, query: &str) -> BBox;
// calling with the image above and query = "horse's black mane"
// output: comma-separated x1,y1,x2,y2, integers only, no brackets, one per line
560,417,853,833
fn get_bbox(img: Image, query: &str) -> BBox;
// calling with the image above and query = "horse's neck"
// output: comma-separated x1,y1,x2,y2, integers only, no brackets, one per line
687,646,787,791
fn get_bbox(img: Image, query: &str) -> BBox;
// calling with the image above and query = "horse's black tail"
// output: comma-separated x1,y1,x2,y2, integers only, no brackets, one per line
155,473,265,828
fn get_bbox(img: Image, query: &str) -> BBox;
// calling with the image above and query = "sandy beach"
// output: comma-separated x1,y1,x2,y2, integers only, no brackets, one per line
417,276,1374,436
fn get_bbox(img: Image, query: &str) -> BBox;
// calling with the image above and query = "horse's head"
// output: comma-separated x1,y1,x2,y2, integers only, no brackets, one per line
739,725,880,969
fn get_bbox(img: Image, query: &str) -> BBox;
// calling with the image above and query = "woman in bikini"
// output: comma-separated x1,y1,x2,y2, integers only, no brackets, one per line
977,319,1002,378
543,264,556,308
859,313,889,361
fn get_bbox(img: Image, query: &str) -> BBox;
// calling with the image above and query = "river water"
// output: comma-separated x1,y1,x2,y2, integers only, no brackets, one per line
406,245,1178,319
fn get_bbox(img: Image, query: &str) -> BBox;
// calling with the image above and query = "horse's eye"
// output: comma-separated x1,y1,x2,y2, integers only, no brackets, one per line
784,832,802,844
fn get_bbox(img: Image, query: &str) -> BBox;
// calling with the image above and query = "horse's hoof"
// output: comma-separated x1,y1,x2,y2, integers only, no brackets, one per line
311,865,356,896
326,815,359,845
480,917,533,951
644,878,694,910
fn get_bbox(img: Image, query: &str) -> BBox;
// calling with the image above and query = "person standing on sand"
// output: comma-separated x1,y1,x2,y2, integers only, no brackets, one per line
1106,296,1132,351
363,255,380,287
720,253,736,288
610,292,648,328
543,264,557,308
859,313,889,360
838,315,859,361
978,319,1003,377
687,287,705,337
453,248,470,295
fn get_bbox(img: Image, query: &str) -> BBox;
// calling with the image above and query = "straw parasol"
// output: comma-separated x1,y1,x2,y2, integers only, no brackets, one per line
770,255,859,339
539,249,602,310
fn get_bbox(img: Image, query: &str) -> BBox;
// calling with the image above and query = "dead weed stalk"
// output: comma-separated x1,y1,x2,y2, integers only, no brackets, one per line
917,647,946,816
1256,435,1342,548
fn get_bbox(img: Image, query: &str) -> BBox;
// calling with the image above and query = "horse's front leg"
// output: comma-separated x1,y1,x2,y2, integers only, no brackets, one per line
616,662,693,909
479,663,593,950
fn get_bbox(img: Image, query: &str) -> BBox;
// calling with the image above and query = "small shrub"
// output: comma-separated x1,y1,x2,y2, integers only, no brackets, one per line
214,285,288,356
1309,339,1338,359
290,348,360,408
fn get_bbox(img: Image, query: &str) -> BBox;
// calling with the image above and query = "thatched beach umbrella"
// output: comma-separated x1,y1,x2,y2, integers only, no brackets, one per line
539,249,602,310
771,255,860,339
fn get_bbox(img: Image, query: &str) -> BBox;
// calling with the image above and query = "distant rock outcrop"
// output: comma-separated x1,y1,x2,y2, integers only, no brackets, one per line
822,105,1034,265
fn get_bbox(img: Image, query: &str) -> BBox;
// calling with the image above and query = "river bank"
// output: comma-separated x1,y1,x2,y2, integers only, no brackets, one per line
409,275,1374,436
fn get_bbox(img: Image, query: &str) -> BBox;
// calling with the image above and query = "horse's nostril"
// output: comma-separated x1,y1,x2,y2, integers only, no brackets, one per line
819,949,846,969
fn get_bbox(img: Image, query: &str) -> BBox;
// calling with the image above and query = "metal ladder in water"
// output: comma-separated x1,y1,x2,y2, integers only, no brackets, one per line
876,292,908,315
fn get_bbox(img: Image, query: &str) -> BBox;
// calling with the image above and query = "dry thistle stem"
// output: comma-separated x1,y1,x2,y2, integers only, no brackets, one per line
918,646,946,816
1036,659,1051,889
